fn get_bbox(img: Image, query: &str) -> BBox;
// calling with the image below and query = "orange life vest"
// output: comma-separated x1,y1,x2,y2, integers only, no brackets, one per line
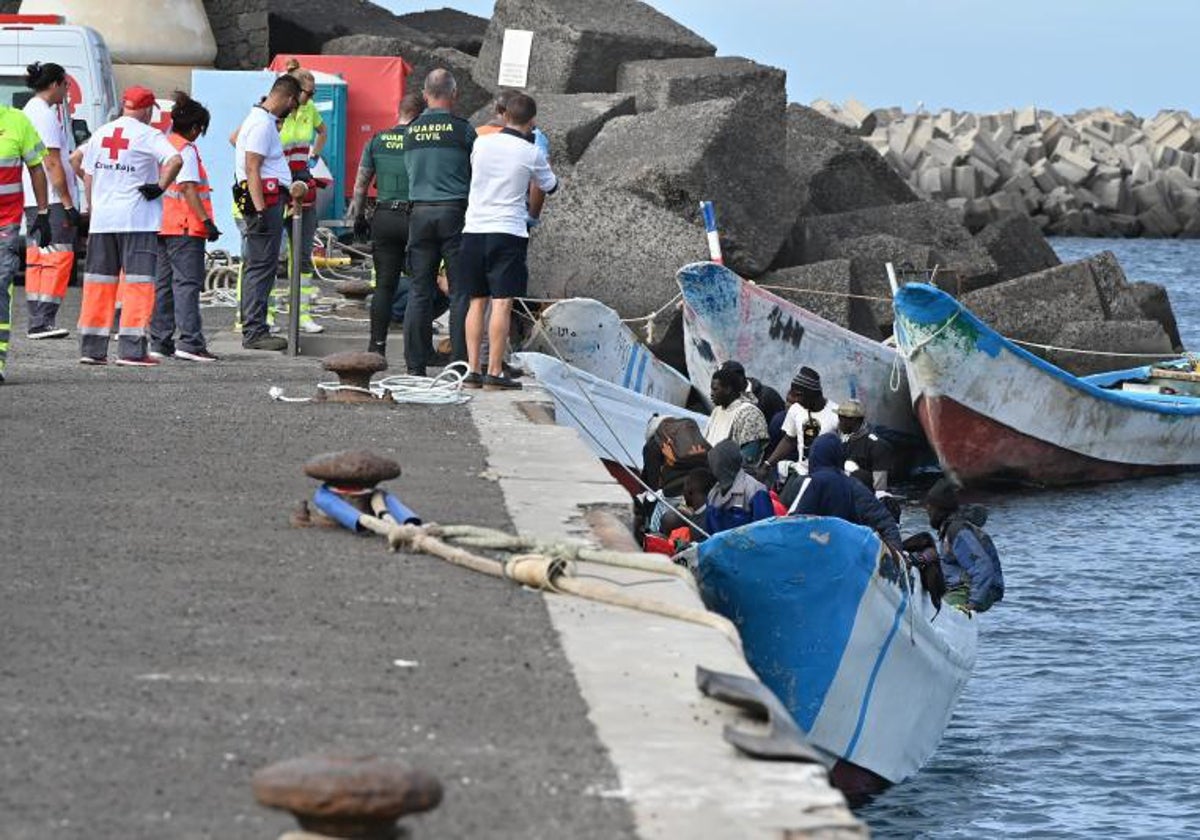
160,133,212,237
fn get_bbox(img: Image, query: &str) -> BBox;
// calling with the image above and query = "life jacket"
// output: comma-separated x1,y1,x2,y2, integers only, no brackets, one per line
160,133,213,237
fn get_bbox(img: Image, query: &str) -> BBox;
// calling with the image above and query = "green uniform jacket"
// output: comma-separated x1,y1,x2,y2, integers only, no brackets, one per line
360,124,413,203
403,107,475,202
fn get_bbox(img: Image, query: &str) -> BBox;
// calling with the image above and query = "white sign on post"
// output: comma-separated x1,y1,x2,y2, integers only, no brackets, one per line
497,28,534,88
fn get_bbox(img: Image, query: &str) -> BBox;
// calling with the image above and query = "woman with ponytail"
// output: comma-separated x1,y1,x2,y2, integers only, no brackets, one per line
21,61,81,340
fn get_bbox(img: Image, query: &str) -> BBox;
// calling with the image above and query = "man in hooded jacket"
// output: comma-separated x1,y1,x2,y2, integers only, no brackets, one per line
705,439,775,535
923,477,1004,613
786,432,902,550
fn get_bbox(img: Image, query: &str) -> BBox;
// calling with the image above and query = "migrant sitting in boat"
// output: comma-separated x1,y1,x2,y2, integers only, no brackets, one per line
762,366,839,477
837,399,895,491
636,414,711,538
703,361,769,465
907,478,1005,614
782,433,902,553
703,440,776,535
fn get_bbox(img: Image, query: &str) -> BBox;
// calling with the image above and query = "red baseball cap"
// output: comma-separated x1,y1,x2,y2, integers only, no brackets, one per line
122,86,156,110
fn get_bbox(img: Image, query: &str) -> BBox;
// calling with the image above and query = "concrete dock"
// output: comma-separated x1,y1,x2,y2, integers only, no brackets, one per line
0,298,863,838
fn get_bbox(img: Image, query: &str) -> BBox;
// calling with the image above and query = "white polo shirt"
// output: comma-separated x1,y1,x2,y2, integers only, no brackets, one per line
22,96,78,207
82,116,179,233
235,106,291,188
464,128,557,238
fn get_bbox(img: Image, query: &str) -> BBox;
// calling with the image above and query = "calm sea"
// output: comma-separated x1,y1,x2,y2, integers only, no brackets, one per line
858,238,1200,837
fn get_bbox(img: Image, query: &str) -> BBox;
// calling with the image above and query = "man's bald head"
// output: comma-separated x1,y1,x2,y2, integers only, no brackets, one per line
423,69,458,107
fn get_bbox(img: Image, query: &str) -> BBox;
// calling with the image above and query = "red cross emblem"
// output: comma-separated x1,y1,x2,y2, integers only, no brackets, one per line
101,127,130,161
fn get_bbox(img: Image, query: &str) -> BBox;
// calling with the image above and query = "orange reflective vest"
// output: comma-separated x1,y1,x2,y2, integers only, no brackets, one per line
160,133,212,237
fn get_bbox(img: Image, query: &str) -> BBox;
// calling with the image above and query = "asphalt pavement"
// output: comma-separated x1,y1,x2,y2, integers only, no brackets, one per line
0,298,636,838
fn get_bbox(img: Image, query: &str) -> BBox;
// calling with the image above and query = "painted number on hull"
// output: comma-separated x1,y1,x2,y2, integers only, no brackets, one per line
768,306,805,348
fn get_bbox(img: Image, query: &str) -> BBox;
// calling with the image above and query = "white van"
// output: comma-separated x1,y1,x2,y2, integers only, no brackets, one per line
0,14,118,144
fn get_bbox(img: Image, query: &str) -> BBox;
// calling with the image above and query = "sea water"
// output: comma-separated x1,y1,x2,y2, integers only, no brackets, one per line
859,238,1200,837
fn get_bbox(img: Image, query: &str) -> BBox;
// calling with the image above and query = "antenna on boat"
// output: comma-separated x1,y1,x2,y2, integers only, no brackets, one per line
700,200,723,265
886,262,899,295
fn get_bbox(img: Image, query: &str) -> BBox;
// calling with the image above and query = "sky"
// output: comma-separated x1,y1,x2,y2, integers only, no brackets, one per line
378,1,1195,117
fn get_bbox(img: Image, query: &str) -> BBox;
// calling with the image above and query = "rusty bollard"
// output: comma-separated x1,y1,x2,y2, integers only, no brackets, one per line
336,278,374,303
320,352,388,403
253,753,443,839
300,450,401,526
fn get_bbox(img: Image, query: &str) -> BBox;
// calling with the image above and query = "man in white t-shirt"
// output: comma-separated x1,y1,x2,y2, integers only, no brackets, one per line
21,61,81,340
762,365,840,474
77,86,183,366
233,74,300,351
461,92,558,390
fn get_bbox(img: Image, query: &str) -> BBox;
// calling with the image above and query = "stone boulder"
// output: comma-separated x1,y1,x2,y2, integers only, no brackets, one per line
1130,281,1185,351
527,177,705,319
821,233,939,334
1087,250,1145,321
960,260,1107,345
616,56,785,117
755,260,882,340
1044,320,1175,375
790,202,998,289
473,0,714,95
323,35,491,118
268,0,435,56
575,97,795,276
394,7,489,55
471,93,637,169
972,211,1061,283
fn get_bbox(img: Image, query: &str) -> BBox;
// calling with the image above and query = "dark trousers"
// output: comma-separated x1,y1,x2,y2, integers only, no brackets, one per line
369,205,409,355
239,203,284,342
151,235,207,353
404,202,469,374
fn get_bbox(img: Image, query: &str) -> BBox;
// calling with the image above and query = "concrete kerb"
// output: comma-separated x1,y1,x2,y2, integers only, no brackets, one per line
467,386,866,839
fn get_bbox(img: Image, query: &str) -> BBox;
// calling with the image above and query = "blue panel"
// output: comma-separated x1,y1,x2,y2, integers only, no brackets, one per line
697,516,877,732
190,69,278,254
312,79,347,220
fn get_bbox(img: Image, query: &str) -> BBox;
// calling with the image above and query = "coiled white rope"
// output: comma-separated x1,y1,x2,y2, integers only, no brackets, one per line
268,363,472,405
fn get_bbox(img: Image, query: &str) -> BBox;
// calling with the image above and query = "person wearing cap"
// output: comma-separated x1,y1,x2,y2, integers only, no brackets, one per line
786,432,901,551
704,440,775,535
77,85,183,366
837,399,894,491
762,366,839,475
704,361,769,464
922,478,1004,613
21,61,81,341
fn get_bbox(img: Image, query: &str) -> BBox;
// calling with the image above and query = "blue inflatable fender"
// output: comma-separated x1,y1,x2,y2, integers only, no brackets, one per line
383,491,422,525
313,484,366,532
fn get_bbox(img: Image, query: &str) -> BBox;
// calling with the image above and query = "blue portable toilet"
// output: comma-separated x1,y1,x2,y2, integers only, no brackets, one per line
310,70,348,224
190,69,278,254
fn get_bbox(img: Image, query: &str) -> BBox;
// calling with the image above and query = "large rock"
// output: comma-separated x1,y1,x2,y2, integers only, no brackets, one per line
472,93,638,169
323,35,492,117
755,260,882,340
527,178,705,319
821,233,939,334
790,202,998,289
1087,250,1145,321
575,97,795,276
972,211,1061,283
473,0,714,95
1045,320,1176,375
616,56,785,116
960,260,1107,345
394,7,489,55
1130,280,1185,351
268,0,434,56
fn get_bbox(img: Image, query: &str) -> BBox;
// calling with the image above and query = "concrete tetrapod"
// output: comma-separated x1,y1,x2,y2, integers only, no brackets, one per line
252,753,442,839
320,352,389,402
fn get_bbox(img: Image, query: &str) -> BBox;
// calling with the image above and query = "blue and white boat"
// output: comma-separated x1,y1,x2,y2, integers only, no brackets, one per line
697,516,977,792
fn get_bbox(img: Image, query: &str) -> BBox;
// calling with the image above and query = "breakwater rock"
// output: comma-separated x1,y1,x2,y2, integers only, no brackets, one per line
259,0,1185,372
813,100,1200,239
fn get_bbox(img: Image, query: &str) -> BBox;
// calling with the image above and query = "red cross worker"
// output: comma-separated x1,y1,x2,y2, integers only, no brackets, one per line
77,86,182,366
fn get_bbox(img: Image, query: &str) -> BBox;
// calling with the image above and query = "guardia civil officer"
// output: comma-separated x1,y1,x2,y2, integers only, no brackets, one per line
402,68,476,375
347,91,425,357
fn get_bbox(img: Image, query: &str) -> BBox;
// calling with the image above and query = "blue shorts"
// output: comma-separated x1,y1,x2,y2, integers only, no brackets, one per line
460,232,529,299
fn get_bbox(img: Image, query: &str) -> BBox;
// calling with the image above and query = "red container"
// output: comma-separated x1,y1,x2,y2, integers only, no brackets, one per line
269,54,412,199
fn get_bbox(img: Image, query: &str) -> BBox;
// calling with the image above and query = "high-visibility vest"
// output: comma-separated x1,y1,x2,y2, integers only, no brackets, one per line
160,133,212,237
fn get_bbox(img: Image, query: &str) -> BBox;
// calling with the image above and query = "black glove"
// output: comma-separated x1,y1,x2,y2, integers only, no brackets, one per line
353,213,370,242
137,183,165,200
243,213,267,235
31,211,52,248
203,218,222,242
64,206,83,229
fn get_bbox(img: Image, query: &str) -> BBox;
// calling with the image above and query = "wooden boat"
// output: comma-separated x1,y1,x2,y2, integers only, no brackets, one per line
893,281,1200,486
512,352,708,495
524,298,694,406
697,515,976,793
678,261,920,436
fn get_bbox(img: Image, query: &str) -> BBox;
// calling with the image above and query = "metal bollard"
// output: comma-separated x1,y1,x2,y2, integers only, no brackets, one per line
288,201,303,357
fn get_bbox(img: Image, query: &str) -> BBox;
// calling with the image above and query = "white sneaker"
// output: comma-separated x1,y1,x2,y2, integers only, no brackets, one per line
300,319,325,334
